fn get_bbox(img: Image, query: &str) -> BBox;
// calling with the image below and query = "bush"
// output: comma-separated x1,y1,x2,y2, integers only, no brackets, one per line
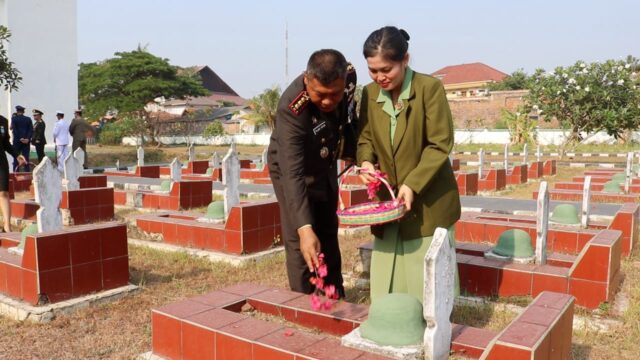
98,117,143,145
203,121,225,138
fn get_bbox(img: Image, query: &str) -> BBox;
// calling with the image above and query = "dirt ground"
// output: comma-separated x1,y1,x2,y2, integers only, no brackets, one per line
1,145,639,359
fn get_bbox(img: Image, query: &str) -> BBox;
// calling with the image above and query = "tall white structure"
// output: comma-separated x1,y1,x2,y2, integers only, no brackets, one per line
0,0,78,143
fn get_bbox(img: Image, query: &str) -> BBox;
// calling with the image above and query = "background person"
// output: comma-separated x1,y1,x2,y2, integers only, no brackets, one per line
10,105,32,170
32,109,47,163
0,113,26,232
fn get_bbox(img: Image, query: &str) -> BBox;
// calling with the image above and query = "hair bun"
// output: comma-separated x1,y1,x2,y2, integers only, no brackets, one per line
399,29,410,41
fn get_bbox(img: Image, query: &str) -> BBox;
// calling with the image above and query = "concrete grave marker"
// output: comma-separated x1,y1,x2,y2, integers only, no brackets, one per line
536,181,549,265
523,143,528,166
625,152,633,193
62,148,82,191
423,227,456,360
503,144,509,171
536,145,541,162
582,176,592,228
188,145,196,162
222,143,240,219
170,158,182,183
211,152,220,168
116,159,120,170
261,148,268,167
33,157,63,233
478,148,484,179
137,146,144,166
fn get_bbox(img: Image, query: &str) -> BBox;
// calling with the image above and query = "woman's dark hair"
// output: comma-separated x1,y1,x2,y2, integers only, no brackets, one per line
363,26,410,61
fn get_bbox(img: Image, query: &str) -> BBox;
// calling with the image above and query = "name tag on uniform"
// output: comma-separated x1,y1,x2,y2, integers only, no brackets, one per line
312,121,327,135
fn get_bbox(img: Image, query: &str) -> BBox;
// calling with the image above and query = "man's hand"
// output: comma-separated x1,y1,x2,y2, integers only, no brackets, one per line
395,184,415,211
298,226,321,272
16,155,26,166
358,161,377,184
20,138,29,144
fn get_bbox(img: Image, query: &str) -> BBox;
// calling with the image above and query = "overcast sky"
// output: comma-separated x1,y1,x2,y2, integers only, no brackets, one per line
78,0,639,98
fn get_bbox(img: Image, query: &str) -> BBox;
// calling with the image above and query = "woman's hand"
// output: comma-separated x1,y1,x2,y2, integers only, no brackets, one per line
395,184,415,211
358,161,376,184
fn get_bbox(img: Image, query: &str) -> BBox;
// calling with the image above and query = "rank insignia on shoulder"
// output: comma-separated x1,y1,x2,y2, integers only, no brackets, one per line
288,91,310,116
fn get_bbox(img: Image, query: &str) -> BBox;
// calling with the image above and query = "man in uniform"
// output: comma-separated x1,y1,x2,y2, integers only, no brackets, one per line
69,109,91,168
268,49,357,297
10,105,33,170
31,109,47,163
52,111,70,172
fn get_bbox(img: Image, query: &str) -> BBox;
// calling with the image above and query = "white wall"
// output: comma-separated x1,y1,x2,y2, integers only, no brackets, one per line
123,130,640,147
0,0,78,143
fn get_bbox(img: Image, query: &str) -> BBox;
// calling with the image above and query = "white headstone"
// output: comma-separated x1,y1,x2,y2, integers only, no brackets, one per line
536,181,549,265
478,148,484,179
523,143,528,166
423,227,456,360
637,151,640,178
211,152,220,168
581,176,592,228
188,145,196,162
625,152,633,194
170,158,182,183
74,147,85,172
536,145,541,163
33,158,63,233
62,150,81,191
222,144,240,219
116,159,120,170
137,147,144,166
261,148,268,166
503,143,509,171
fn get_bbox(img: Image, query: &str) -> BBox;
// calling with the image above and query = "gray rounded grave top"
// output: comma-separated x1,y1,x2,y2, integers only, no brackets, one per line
550,204,580,225
493,229,534,258
205,201,225,220
359,293,426,346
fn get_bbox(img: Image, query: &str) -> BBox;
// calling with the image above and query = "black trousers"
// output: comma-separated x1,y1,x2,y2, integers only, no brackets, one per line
272,180,344,297
35,143,45,163
12,142,29,170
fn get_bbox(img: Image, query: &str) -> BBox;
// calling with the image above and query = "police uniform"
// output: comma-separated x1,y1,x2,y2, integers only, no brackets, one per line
10,106,33,169
32,110,47,163
0,115,20,191
268,66,357,295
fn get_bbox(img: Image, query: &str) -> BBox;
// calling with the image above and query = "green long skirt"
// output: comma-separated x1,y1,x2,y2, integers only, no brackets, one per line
370,223,460,303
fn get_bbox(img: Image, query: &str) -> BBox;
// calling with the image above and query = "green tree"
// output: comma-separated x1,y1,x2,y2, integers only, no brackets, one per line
78,48,209,119
487,69,530,91
500,108,536,145
202,120,226,138
0,26,21,91
526,59,640,144
245,86,281,130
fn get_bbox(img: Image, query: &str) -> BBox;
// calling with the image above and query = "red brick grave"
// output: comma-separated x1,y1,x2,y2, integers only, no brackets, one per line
145,284,574,360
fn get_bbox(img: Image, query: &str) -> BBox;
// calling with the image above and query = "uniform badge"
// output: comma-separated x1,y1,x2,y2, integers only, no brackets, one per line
320,146,329,158
288,91,310,116
312,121,326,135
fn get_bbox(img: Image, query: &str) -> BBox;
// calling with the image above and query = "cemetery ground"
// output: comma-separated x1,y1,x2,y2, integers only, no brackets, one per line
0,144,639,359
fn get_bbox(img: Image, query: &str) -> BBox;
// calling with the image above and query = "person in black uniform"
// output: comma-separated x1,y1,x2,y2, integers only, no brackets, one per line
10,105,33,170
0,114,26,232
268,49,357,297
31,109,47,163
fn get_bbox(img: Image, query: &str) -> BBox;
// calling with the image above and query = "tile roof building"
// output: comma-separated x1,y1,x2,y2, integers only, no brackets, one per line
431,62,508,98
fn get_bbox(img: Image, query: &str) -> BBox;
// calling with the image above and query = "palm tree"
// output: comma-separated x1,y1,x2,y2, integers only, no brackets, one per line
246,86,281,131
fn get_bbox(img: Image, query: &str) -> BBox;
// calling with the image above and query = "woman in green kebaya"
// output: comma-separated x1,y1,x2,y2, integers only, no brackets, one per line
357,26,461,302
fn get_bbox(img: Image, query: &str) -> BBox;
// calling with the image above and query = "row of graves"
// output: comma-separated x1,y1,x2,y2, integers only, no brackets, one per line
136,148,632,359
454,144,557,195
2,142,637,359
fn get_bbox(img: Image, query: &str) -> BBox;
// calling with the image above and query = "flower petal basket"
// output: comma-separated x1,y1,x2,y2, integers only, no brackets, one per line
337,166,406,226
